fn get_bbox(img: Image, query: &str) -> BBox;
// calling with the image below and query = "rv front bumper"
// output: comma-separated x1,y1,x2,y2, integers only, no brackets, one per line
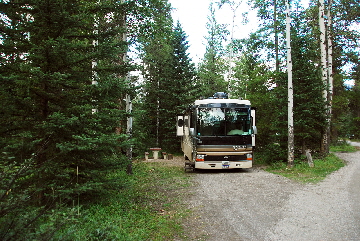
194,160,252,169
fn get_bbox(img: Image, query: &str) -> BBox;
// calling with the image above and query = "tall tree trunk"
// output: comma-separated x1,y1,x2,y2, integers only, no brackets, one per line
274,0,279,73
223,1,241,93
327,0,333,143
92,8,99,114
286,0,294,168
319,0,329,154
119,0,133,174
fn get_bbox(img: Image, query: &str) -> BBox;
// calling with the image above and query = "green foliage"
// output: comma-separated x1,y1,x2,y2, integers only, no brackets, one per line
0,204,78,241
329,141,357,152
134,5,197,154
266,154,345,183
255,142,288,164
331,74,352,139
158,22,198,152
55,161,191,240
231,1,347,160
347,58,360,138
290,13,327,152
197,2,229,97
307,0,360,143
231,36,289,162
0,0,132,238
133,0,173,153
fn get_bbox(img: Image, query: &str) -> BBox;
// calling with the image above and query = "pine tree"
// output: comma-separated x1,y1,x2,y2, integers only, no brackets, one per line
290,10,327,155
233,0,329,161
347,56,360,139
232,36,288,163
198,2,229,97
134,0,173,150
158,21,197,152
0,0,130,238
134,4,197,153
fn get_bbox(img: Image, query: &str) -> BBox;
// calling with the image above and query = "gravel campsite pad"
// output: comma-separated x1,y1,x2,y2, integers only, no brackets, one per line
181,142,360,241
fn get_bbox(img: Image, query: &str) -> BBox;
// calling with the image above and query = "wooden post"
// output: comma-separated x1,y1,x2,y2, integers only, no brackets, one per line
306,149,314,168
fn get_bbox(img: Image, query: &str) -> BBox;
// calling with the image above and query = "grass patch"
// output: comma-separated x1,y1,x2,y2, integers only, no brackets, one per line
330,143,357,152
266,153,345,184
349,138,360,142
330,145,358,152
56,160,192,240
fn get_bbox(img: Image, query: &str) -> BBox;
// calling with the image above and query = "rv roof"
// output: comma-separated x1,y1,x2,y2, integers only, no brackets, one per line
194,98,251,106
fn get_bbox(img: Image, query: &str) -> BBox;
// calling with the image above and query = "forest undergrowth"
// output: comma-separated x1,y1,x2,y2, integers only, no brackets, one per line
55,158,193,240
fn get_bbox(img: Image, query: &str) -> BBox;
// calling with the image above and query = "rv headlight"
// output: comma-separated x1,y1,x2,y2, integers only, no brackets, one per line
196,154,205,162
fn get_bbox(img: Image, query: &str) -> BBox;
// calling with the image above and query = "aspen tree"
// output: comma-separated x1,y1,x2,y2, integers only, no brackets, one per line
286,0,294,167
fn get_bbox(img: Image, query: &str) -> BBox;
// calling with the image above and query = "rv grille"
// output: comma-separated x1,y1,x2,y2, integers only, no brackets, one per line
204,155,247,161
199,136,251,145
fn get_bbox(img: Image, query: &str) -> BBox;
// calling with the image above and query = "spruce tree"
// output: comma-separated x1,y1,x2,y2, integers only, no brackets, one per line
158,21,197,152
198,2,229,97
291,13,327,154
0,0,130,238
134,0,173,151
232,36,288,162
134,5,196,153
347,57,360,139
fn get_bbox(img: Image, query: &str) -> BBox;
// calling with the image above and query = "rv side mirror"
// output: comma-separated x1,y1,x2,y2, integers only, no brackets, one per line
178,119,184,127
252,126,258,135
177,115,184,136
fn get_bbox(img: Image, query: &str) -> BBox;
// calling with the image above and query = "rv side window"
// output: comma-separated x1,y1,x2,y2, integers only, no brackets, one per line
178,118,184,127
191,111,196,128
184,116,189,127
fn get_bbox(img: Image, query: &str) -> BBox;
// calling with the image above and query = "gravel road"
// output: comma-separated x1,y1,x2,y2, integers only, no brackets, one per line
183,142,360,241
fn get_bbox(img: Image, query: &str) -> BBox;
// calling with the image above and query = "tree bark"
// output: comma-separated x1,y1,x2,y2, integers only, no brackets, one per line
120,0,133,174
319,0,329,154
286,1,294,168
327,0,334,143
274,0,279,73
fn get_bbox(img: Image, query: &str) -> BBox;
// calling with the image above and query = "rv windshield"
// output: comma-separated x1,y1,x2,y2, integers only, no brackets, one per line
197,107,251,136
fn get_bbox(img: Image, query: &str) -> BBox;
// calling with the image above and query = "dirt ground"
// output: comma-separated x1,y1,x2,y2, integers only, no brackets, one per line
143,145,360,241
142,156,185,167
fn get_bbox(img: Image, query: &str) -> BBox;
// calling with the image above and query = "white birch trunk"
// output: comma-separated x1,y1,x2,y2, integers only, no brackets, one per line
326,0,333,143
92,14,99,114
319,0,329,153
319,0,327,98
224,1,241,93
327,0,333,104
274,0,279,72
286,1,294,167
121,0,133,170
